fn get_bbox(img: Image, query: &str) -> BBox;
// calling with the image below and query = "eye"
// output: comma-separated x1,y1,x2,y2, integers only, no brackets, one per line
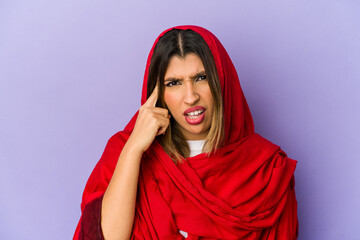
165,80,181,87
196,75,207,81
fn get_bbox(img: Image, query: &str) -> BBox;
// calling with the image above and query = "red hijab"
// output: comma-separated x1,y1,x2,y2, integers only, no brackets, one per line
74,25,298,239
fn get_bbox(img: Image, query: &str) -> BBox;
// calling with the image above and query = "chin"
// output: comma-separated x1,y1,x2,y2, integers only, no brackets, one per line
187,128,208,137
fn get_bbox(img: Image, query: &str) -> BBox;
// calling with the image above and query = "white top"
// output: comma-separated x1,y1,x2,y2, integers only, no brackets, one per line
187,139,205,157
179,139,206,238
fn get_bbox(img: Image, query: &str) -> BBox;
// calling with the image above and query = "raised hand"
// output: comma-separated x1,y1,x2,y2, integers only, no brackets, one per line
101,83,170,240
127,82,170,153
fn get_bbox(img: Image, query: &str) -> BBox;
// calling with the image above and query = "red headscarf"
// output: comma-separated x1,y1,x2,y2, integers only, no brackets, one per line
74,25,298,239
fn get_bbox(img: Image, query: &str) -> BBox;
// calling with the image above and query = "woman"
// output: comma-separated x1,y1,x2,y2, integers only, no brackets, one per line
74,25,298,239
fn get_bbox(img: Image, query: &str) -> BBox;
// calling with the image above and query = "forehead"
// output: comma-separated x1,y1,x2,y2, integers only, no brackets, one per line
164,53,205,78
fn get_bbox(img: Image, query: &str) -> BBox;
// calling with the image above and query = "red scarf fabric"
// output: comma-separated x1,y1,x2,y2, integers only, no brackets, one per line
74,25,298,239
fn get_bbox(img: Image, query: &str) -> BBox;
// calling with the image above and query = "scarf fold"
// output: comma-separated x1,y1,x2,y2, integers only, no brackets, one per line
74,25,298,239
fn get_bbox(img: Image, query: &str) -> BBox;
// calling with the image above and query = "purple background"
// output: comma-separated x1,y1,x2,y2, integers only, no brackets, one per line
1,1,359,239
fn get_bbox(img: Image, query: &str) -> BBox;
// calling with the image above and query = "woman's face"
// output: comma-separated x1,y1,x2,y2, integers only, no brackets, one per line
163,53,214,140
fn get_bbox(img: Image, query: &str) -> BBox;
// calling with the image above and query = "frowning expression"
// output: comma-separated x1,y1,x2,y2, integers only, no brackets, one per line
164,53,214,140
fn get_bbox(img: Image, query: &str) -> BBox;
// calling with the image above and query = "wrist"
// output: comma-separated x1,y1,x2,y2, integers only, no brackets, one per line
124,136,145,156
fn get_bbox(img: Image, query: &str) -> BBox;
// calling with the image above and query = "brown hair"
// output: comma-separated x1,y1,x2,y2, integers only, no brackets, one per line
147,29,224,164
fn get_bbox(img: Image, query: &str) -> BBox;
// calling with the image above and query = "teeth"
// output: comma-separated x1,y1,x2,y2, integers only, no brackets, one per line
187,110,204,117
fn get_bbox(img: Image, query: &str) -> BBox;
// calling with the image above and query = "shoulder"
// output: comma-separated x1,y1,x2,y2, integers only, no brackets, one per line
105,130,131,148
231,133,281,154
91,131,132,174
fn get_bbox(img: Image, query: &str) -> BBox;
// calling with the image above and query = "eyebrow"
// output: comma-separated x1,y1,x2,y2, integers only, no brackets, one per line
164,71,206,83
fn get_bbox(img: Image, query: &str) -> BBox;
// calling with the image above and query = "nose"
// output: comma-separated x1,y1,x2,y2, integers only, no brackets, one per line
184,82,200,105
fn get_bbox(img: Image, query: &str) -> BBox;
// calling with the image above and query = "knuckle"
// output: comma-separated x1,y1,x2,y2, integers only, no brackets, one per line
150,112,156,118
151,116,158,125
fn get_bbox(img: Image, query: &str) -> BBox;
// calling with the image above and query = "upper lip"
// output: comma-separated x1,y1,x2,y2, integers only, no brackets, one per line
184,106,206,115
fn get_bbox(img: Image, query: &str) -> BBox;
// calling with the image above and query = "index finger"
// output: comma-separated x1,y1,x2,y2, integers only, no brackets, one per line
144,81,159,107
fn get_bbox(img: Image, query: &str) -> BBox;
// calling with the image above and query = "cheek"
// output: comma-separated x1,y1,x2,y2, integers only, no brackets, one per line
164,92,180,111
201,86,214,108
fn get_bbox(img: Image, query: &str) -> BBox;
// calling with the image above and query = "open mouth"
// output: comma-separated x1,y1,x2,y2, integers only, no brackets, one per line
183,106,206,125
186,109,205,119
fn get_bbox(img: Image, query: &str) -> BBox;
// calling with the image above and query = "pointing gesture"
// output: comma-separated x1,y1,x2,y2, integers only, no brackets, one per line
127,82,170,153
101,81,170,239
144,81,159,108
